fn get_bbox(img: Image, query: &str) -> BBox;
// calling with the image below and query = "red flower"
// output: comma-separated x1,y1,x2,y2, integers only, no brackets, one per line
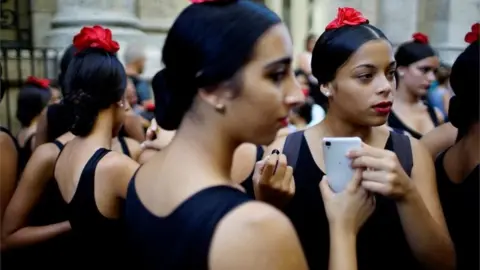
325,7,368,30
73,25,119,54
464,23,479,44
190,0,226,3
412,32,429,44
26,76,50,89
145,102,155,112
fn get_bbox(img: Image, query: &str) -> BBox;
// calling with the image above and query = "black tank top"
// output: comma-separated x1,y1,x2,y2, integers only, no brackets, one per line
435,151,479,270
388,102,440,139
117,136,131,157
243,132,419,270
62,148,130,268
126,178,251,270
18,134,34,172
0,126,20,177
1,140,72,270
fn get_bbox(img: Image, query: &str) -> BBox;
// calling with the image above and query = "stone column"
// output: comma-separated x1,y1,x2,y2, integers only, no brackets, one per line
290,0,309,56
378,0,419,45
442,0,480,64
136,0,188,78
46,0,147,76
265,0,284,19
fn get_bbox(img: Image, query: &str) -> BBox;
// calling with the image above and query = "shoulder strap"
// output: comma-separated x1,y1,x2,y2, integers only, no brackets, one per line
52,140,64,151
282,130,304,170
425,102,440,126
390,132,413,177
118,136,131,157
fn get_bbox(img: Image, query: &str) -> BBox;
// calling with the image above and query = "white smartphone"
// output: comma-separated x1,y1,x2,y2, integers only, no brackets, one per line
322,137,362,193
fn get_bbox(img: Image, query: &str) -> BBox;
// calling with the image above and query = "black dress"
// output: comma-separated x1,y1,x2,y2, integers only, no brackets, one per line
435,150,479,270
126,178,252,270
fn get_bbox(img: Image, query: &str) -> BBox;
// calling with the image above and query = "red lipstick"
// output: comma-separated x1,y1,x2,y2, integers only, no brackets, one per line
372,101,392,114
279,117,289,127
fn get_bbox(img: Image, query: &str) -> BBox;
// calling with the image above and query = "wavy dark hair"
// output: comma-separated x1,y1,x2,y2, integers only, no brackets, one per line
152,0,281,130
63,47,126,136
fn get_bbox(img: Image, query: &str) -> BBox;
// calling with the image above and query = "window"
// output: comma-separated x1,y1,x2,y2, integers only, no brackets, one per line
0,0,33,48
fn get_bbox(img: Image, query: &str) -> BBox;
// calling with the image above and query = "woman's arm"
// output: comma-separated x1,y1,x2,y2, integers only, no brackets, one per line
396,139,455,270
420,123,457,158
329,228,357,270
209,202,309,270
2,144,71,249
0,133,18,233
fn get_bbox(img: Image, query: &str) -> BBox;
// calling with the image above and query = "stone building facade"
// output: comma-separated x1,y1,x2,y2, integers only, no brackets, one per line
0,0,478,129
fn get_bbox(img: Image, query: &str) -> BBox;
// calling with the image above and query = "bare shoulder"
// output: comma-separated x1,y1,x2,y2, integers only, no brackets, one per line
420,123,457,158
33,142,62,161
209,201,307,270
98,151,139,180
0,131,16,149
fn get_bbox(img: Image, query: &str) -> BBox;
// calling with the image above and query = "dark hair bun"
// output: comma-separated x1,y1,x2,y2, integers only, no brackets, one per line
152,69,192,131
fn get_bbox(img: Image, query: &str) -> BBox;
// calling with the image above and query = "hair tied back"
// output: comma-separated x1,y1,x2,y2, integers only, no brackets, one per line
73,25,120,54
325,7,368,30
26,76,50,89
464,23,479,44
412,32,429,44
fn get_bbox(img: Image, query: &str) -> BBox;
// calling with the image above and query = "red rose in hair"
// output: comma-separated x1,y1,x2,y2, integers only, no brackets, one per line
26,76,50,89
145,102,155,112
325,7,368,30
464,23,479,44
190,0,228,3
73,25,119,54
412,32,429,44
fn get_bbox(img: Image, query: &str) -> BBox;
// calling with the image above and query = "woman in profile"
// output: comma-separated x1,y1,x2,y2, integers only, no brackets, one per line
388,33,444,139
52,25,138,268
126,1,374,270
432,26,479,270
246,7,455,270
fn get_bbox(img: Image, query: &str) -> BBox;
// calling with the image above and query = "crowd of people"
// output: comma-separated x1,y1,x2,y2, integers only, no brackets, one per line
0,1,478,269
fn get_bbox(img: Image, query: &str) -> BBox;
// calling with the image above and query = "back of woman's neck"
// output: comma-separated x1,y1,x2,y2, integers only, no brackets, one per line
78,110,115,148
165,117,239,182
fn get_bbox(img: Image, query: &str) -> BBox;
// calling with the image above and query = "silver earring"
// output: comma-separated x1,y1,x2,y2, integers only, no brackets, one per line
215,103,226,113
325,91,331,97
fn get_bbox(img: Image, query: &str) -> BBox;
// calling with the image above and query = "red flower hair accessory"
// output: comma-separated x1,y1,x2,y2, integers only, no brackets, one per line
464,23,479,44
145,102,155,112
190,0,229,3
325,7,368,30
26,76,50,89
73,25,119,54
412,32,429,44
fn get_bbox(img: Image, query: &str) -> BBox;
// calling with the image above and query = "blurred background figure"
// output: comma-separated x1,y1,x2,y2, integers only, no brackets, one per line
428,63,452,116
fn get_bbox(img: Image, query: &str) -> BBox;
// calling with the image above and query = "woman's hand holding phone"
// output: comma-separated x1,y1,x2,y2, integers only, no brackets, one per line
252,149,295,209
320,169,375,234
348,143,413,200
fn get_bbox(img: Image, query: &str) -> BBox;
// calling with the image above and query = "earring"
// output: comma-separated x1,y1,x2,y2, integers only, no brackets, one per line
325,91,331,97
215,103,226,113
398,71,404,77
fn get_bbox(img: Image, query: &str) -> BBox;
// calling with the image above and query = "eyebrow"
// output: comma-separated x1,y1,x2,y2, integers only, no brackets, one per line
264,56,292,69
354,61,397,69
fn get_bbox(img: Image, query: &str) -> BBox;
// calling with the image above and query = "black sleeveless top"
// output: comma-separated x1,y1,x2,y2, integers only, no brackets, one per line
0,126,20,177
126,179,251,270
18,134,34,172
60,148,130,268
1,140,72,270
117,136,131,157
243,132,419,270
435,151,479,270
388,102,440,139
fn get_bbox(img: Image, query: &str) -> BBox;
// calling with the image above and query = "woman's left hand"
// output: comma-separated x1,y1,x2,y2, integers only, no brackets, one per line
349,143,413,200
